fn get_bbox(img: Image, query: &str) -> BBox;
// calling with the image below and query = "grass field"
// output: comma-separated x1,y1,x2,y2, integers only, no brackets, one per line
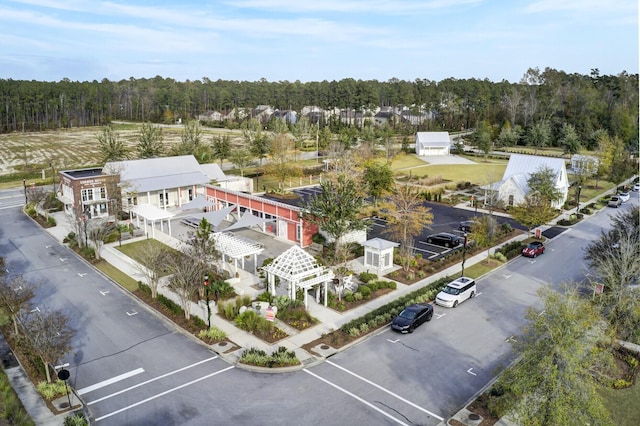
599,378,640,425
94,260,140,292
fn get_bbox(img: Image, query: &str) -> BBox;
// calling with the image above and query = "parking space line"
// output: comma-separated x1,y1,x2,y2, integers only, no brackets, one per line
325,360,444,421
87,356,219,404
78,368,145,395
303,369,410,426
94,365,234,422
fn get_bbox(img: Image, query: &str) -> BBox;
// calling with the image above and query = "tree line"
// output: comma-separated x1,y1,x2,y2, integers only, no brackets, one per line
1,68,637,150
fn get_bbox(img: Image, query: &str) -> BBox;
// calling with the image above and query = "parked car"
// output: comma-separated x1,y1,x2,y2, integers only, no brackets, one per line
608,196,622,208
633,183,640,192
522,241,545,258
435,277,476,308
618,192,630,203
391,303,434,333
426,232,461,248
459,219,477,232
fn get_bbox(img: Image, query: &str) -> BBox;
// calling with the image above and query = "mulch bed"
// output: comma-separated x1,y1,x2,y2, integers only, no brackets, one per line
328,287,395,312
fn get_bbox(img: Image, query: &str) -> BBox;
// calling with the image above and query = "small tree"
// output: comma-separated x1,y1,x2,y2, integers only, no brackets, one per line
137,122,164,158
211,134,231,166
301,174,368,253
509,194,557,237
0,276,35,335
98,125,128,162
490,286,614,426
382,183,434,272
363,162,394,209
526,120,551,154
135,240,170,299
166,219,220,320
20,310,74,383
469,215,498,262
527,165,563,206
228,148,255,177
87,219,117,260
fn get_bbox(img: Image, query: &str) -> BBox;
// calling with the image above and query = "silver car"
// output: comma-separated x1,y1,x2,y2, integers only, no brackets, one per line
608,196,622,208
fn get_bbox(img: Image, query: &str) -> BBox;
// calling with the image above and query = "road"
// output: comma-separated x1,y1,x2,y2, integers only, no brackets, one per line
0,189,636,425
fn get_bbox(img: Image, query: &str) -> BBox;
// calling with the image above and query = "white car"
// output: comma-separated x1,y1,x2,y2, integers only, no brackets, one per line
633,183,640,192
618,192,630,203
435,277,477,308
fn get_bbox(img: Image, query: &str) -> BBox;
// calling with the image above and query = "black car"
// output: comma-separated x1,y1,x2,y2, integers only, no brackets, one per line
459,220,477,232
426,232,462,248
391,303,434,333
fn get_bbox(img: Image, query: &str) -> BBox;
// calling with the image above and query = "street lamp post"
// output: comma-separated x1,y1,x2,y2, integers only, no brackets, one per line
576,185,582,214
23,179,28,205
204,273,211,330
461,233,468,277
50,162,56,194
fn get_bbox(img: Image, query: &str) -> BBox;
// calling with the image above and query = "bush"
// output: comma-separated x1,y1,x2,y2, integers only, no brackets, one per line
46,216,56,226
358,285,371,299
64,412,88,426
36,380,68,399
359,272,377,283
344,291,354,303
198,326,227,342
239,346,299,367
157,294,182,316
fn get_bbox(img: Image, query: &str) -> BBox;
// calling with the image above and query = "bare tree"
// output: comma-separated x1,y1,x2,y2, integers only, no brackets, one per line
382,183,434,272
0,275,35,335
87,219,117,260
134,240,170,299
166,219,220,320
19,310,74,383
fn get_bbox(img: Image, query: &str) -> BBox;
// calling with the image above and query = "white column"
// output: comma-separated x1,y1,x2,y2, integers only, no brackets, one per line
324,282,328,307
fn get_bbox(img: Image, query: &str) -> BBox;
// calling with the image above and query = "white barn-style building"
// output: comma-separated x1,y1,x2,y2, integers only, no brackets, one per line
415,132,451,156
490,154,569,208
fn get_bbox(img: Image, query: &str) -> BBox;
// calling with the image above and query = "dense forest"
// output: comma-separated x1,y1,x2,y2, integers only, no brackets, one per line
1,67,638,150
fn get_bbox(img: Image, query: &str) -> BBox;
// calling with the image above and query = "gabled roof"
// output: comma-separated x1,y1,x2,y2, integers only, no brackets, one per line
105,155,210,193
200,163,229,182
416,132,451,147
364,238,399,251
502,154,565,181
262,245,322,280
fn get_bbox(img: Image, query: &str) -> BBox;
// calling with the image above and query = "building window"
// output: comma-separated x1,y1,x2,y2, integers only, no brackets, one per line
159,193,168,206
508,195,514,206
296,224,302,241
81,189,94,202
100,187,106,200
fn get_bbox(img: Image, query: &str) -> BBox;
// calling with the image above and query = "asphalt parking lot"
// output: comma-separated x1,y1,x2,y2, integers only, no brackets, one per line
262,185,526,261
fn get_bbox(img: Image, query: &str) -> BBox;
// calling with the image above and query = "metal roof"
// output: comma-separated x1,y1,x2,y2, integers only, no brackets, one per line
416,132,451,148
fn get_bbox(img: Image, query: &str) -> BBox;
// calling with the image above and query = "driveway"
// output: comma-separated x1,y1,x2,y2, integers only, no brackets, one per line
416,155,478,165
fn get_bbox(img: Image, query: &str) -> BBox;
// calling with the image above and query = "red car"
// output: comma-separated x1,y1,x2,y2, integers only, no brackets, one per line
522,241,545,258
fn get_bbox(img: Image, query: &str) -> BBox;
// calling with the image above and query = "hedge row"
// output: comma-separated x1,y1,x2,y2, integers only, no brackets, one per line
340,275,452,334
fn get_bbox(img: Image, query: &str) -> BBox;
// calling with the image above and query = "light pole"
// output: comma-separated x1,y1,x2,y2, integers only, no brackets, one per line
204,273,211,330
23,179,28,205
50,162,56,194
576,185,582,214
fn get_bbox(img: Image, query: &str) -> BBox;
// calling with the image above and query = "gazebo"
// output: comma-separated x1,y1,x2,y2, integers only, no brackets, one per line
262,246,334,309
363,238,399,276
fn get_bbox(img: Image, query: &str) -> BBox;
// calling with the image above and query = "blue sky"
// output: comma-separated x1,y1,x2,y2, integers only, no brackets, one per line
1,0,637,83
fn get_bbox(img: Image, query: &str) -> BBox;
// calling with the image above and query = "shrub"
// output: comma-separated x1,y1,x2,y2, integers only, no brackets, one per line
256,291,272,303
359,323,369,334
158,294,182,316
612,379,632,389
359,272,377,283
46,216,56,226
64,412,88,426
138,282,152,296
197,326,227,342
500,222,512,233
348,327,360,337
36,380,67,399
353,292,363,301
192,315,206,329
358,285,371,299
344,291,355,303
239,346,299,367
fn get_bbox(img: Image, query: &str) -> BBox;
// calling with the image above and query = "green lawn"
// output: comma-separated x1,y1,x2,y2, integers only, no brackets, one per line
599,379,640,426
94,260,139,292
115,239,180,277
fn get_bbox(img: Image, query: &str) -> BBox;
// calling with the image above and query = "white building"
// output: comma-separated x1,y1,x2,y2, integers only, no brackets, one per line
490,154,569,208
415,132,451,156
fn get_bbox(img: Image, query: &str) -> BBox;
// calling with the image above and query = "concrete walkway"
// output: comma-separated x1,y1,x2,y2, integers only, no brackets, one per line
7,173,635,426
